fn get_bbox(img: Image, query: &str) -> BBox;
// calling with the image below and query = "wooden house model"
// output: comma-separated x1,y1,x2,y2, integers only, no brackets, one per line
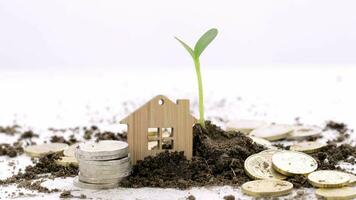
120,95,197,164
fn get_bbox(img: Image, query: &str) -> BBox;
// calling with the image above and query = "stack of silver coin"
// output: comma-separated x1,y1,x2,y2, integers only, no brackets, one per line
74,140,131,189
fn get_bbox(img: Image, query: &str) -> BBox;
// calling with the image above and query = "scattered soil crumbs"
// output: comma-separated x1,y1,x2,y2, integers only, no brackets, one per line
286,175,311,188
18,179,59,193
0,125,20,135
50,135,78,145
20,130,39,139
83,126,99,140
186,195,195,200
60,191,87,199
223,195,235,200
0,153,78,187
82,125,127,141
95,131,127,142
325,120,351,142
60,191,74,198
121,121,265,189
0,142,24,157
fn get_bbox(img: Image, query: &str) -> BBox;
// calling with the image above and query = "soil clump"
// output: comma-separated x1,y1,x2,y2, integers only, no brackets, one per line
95,131,127,142
20,130,39,139
223,195,235,200
50,135,78,145
325,120,351,142
0,142,24,157
82,125,127,141
0,125,20,135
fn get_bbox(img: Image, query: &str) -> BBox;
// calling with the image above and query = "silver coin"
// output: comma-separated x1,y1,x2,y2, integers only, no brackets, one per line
76,140,128,161
79,163,131,175
79,155,131,166
80,170,132,180
80,166,131,173
73,176,118,190
80,166,132,176
79,162,131,171
78,172,130,184
76,153,125,161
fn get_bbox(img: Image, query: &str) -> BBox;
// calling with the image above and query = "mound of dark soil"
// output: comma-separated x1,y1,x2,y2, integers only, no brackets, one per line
121,121,265,189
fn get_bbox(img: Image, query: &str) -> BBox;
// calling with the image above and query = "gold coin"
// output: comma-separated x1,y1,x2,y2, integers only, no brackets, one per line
249,136,277,149
241,179,293,197
250,124,293,141
308,170,351,188
226,120,268,134
272,151,317,176
289,141,326,153
63,143,79,157
55,156,78,167
259,149,283,155
24,143,68,157
288,125,322,140
316,187,356,200
348,174,356,186
244,153,286,180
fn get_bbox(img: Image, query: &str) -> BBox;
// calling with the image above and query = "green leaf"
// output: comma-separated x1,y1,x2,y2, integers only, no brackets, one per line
174,37,195,59
194,28,218,58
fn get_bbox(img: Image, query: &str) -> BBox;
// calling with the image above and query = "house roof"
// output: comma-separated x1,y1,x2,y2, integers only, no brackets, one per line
120,95,197,124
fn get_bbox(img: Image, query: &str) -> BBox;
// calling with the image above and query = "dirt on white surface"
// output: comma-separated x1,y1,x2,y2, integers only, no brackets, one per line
0,66,355,199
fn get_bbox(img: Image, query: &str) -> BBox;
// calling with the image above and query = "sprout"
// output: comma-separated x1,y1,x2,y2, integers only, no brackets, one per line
175,28,218,128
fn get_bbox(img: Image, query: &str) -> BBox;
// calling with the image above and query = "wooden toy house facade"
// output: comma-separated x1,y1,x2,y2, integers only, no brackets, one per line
120,95,196,164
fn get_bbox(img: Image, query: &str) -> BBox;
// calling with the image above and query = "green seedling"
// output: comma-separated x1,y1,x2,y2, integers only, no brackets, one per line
175,28,218,128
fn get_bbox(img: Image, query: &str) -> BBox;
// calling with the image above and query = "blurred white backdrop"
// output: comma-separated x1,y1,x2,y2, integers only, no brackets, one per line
0,0,356,69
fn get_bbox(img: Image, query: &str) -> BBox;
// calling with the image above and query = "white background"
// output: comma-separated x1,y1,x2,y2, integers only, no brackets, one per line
0,0,356,69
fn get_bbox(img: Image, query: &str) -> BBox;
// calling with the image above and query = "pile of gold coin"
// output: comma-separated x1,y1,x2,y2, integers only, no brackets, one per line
234,120,356,199
243,149,318,197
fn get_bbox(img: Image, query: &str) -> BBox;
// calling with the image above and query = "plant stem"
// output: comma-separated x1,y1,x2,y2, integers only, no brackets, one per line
194,58,205,128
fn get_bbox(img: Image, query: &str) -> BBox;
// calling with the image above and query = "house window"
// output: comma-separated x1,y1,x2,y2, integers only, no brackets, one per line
147,128,174,150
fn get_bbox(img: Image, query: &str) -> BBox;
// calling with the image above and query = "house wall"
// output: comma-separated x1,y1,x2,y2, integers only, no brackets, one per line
124,96,193,164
